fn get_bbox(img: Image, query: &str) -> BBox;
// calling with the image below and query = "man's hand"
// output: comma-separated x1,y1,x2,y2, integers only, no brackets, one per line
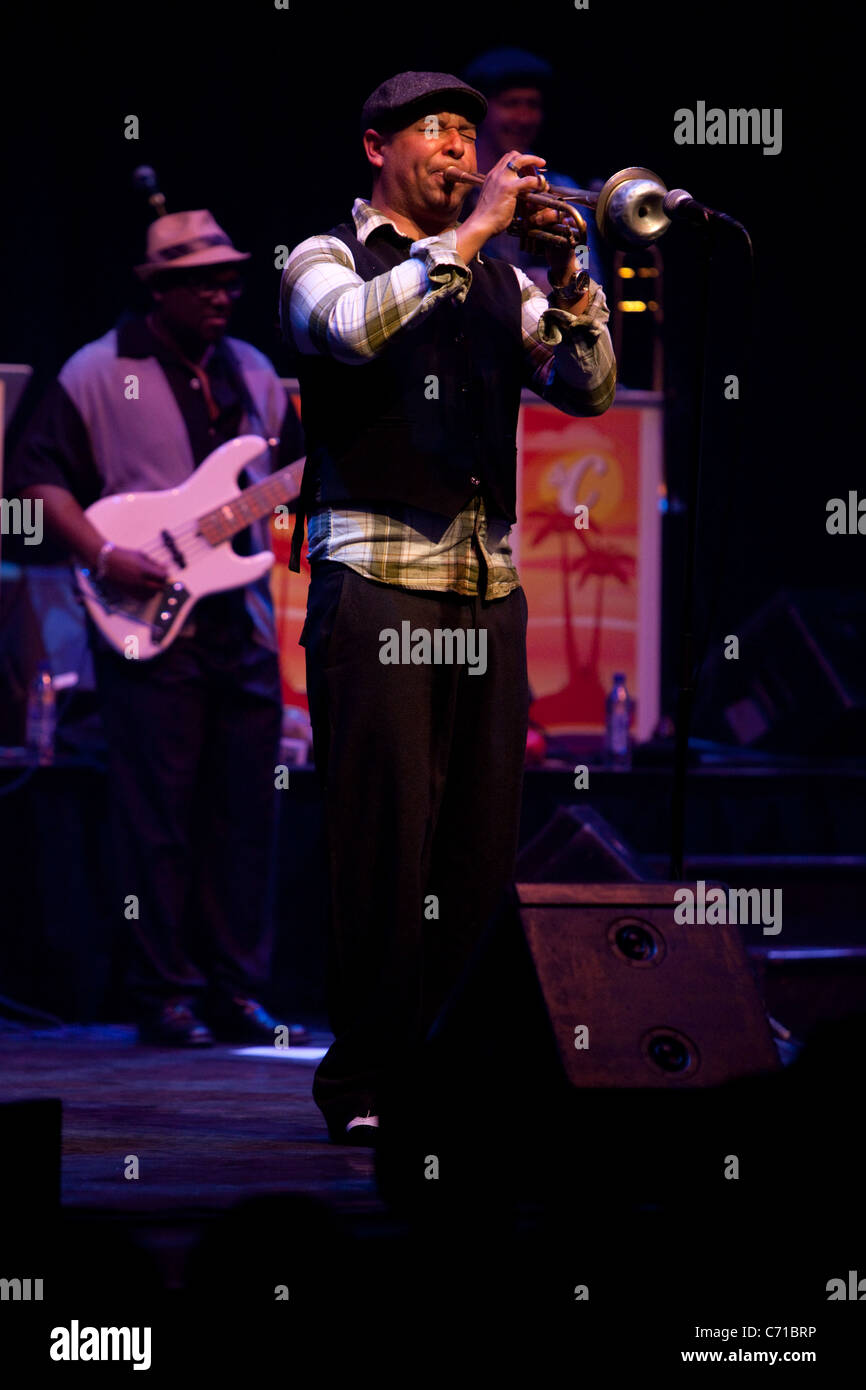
16,485,169,597
454,150,550,264
527,207,584,283
101,546,168,598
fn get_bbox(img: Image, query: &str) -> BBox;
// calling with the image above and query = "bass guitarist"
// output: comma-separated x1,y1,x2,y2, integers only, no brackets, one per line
10,206,309,1049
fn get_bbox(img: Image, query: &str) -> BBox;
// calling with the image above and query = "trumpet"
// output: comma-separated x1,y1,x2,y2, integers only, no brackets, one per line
442,164,671,248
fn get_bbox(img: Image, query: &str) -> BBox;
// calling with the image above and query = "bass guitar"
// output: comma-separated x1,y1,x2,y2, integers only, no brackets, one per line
74,435,304,659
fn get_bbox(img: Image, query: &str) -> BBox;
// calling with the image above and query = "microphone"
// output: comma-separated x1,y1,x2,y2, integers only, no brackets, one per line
132,165,158,193
663,188,744,234
132,166,167,218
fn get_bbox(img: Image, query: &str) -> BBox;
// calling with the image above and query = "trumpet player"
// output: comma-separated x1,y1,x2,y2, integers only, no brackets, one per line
280,69,615,1146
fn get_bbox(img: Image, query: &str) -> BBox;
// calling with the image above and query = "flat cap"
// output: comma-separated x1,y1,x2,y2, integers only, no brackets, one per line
360,71,487,135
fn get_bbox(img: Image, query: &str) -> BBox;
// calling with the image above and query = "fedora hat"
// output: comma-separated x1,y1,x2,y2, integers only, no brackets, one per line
134,210,250,280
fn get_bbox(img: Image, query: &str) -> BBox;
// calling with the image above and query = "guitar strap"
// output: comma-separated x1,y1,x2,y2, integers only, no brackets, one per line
219,339,268,442
146,318,266,559
218,340,276,565
146,313,221,422
221,336,311,574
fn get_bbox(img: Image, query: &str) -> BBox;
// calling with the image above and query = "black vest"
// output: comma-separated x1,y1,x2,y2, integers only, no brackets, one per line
289,219,524,568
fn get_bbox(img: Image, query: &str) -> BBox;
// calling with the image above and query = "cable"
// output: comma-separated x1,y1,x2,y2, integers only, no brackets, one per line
0,993,64,1026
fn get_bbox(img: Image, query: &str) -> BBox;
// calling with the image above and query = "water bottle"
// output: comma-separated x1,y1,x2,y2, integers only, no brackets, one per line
26,662,56,765
604,672,634,769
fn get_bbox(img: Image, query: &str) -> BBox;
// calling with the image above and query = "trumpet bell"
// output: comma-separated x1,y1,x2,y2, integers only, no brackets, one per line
594,166,670,246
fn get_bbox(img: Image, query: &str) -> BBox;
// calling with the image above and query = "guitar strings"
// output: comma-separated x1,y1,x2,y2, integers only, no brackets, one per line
110,459,300,570
134,509,260,560
107,469,300,573
133,492,284,559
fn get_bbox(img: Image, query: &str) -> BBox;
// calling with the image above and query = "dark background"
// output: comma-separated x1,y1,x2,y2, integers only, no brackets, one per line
0,0,856,719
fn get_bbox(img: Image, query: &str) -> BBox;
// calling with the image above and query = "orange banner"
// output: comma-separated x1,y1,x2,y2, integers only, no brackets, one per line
516,393,662,738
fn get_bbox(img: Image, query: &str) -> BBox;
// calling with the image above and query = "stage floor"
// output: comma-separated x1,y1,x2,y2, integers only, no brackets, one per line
0,1022,386,1220
2,1019,864,1369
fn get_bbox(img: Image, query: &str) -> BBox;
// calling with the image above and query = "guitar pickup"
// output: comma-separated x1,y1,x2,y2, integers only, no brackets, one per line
151,581,189,644
161,529,187,569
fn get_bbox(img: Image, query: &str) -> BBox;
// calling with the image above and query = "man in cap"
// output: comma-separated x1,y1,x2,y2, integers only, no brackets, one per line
461,47,603,290
281,71,615,1144
11,209,309,1047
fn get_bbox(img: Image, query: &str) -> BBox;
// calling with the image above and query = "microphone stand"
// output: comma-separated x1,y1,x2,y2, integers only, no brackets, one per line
669,214,713,880
666,201,753,880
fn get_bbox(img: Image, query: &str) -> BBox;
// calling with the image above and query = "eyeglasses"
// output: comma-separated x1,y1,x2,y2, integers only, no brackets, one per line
176,275,244,300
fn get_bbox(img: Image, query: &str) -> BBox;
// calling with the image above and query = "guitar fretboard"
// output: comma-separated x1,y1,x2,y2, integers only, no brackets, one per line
198,456,306,545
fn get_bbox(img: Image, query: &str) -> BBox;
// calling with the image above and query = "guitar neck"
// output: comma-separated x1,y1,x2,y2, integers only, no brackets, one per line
198,456,306,546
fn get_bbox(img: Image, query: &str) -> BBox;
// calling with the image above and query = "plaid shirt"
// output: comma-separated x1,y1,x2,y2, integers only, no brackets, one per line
281,198,616,598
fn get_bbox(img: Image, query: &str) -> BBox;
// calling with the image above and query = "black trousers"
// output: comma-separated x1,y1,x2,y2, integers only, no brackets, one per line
302,562,530,1126
90,594,283,1016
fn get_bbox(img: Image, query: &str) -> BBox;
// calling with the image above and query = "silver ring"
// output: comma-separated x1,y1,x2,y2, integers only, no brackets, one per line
506,160,517,172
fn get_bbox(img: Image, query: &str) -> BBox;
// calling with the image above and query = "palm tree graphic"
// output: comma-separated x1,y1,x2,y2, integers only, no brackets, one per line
526,482,635,727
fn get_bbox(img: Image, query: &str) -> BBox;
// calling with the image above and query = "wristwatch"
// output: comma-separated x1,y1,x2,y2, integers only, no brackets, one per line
547,269,590,306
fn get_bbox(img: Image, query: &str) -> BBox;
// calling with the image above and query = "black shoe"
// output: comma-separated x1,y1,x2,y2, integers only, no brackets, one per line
207,996,311,1046
138,1000,214,1047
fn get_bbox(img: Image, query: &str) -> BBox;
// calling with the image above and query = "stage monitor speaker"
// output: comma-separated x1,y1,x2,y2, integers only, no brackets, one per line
428,882,780,1090
375,883,782,1220
691,587,866,755
515,804,650,883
